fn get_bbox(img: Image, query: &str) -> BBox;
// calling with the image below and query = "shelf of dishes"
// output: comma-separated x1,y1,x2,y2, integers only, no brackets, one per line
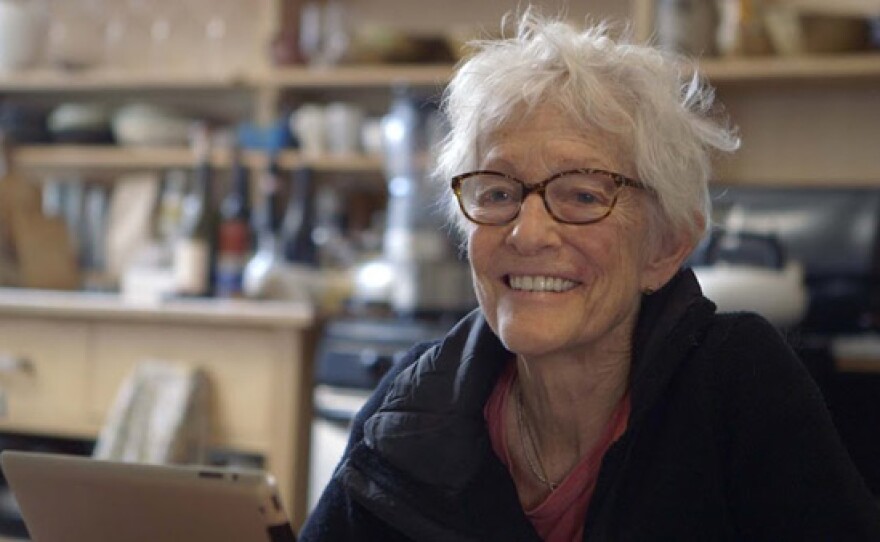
1,54,880,93
11,144,880,188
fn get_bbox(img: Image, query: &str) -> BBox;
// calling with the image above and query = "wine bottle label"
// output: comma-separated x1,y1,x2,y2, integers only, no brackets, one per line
218,220,250,254
173,239,210,295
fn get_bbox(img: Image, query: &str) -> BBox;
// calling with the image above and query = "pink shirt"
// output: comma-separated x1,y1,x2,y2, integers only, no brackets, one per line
484,362,631,542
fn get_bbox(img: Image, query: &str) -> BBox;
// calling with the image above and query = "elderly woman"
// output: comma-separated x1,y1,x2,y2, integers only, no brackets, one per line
300,11,880,542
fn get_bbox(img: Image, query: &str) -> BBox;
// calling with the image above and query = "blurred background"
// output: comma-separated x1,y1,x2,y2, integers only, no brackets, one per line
0,0,879,537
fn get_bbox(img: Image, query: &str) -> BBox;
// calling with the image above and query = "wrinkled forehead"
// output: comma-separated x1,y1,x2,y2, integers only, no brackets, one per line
475,101,633,175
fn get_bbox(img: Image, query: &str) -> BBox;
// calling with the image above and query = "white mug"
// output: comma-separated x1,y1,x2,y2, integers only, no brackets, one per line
290,103,326,157
324,102,364,156
360,117,384,157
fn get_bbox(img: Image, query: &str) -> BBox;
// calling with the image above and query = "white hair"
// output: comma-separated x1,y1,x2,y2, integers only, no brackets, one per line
433,8,740,245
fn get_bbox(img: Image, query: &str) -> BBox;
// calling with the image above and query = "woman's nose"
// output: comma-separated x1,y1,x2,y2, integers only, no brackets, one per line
506,193,561,253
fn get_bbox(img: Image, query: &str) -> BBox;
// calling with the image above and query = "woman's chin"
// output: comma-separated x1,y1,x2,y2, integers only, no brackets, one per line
497,324,570,359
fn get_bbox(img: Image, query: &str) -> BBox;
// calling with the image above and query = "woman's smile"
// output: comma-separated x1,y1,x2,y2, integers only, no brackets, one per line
506,274,581,293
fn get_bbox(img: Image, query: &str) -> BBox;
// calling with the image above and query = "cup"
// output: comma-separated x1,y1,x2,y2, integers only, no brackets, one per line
290,103,326,157
360,117,384,157
324,102,363,156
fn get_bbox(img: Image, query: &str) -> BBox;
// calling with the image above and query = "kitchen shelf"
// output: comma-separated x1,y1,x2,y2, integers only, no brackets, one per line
2,55,879,94
0,64,454,93
11,145,385,177
713,173,880,188
0,69,253,93
699,53,880,83
263,64,455,89
777,0,880,17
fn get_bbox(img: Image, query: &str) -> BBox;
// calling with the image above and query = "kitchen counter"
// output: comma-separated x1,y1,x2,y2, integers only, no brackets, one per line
833,334,880,373
0,287,315,327
0,288,319,529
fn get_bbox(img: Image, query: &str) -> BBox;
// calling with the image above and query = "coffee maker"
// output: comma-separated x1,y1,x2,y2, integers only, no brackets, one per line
351,86,476,317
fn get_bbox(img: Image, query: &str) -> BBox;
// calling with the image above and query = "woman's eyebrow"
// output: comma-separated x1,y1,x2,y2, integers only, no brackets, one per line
479,155,518,172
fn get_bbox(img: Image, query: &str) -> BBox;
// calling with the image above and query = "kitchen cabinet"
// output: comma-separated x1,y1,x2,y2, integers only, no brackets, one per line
0,68,443,180
0,289,318,529
5,55,879,185
632,0,880,186
0,318,91,438
0,2,876,185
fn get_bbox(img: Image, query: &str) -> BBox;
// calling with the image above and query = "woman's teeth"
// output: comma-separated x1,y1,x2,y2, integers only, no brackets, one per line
508,275,578,292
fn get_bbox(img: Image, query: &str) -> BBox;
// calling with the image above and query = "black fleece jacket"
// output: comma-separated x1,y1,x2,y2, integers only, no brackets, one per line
300,270,880,541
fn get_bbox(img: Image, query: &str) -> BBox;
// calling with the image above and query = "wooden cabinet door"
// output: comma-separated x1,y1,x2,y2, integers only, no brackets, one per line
89,322,281,453
0,318,91,437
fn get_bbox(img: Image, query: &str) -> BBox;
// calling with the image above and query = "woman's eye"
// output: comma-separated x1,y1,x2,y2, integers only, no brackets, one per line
486,189,512,202
558,189,604,206
573,191,599,204
476,185,516,205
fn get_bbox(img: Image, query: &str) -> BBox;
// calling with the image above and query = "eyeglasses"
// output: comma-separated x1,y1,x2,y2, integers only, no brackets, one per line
450,168,645,226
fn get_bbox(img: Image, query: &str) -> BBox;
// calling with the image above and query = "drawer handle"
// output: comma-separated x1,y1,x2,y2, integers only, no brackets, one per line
0,355,33,375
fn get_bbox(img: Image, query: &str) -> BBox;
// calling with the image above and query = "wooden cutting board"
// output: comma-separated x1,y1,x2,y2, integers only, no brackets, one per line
0,161,80,290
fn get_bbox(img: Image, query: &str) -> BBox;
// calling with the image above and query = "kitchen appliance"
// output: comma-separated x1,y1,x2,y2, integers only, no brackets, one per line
691,230,809,328
694,186,880,335
307,317,451,510
353,86,475,317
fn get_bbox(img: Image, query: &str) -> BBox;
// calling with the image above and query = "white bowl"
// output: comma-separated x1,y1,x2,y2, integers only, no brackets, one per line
112,105,195,147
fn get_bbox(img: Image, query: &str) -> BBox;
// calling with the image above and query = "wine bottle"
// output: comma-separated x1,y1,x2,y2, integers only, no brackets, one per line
280,166,318,266
214,144,252,298
173,124,217,297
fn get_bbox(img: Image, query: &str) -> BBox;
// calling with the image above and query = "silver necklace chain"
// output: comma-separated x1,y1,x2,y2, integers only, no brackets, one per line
514,378,559,491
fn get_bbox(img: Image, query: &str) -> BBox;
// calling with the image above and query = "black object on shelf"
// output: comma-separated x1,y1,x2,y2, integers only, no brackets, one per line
280,166,318,267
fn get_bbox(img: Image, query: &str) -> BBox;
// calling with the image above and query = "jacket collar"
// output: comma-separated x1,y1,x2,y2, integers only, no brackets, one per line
628,268,717,424
360,268,715,491
362,309,511,490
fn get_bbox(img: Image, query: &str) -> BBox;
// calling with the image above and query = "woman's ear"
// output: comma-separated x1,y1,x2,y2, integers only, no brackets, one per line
641,215,702,291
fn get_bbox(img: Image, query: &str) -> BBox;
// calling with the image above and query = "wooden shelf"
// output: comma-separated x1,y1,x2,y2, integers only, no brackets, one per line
0,287,314,327
0,69,252,93
0,64,454,93
700,53,880,83
777,0,880,17
712,174,880,188
2,55,879,93
4,55,879,188
263,64,454,89
12,145,384,177
3,54,879,95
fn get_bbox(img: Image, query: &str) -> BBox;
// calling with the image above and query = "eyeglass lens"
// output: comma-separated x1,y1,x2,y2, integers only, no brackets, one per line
457,171,621,224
